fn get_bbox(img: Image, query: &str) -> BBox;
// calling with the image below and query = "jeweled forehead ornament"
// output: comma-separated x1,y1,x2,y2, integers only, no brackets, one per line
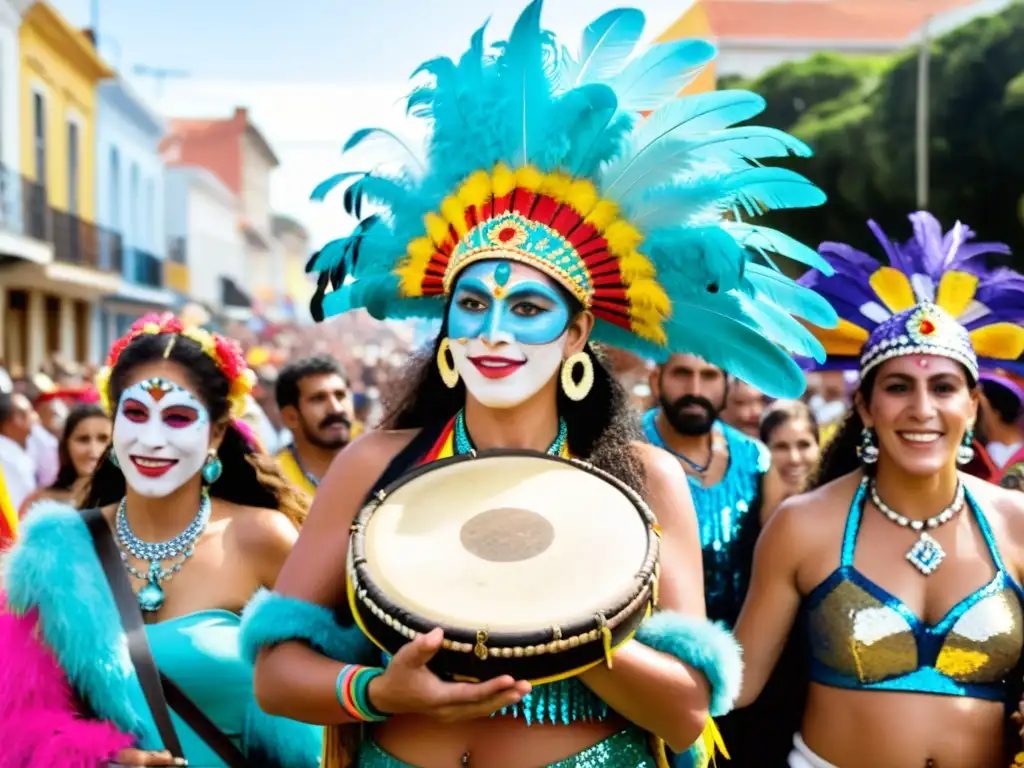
859,302,978,380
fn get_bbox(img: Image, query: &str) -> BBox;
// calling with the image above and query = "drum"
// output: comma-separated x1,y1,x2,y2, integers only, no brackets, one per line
346,449,660,683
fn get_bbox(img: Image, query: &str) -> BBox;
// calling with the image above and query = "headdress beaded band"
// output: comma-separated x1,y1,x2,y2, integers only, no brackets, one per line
304,0,841,400
798,211,1024,378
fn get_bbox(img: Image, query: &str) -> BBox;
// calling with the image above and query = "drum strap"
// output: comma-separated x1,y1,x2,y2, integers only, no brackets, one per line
369,420,448,498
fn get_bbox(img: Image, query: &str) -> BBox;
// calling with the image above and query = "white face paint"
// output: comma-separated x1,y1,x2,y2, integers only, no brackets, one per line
113,377,211,497
447,261,572,409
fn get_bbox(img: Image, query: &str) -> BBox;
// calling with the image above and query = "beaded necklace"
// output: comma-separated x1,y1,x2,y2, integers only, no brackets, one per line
453,409,568,457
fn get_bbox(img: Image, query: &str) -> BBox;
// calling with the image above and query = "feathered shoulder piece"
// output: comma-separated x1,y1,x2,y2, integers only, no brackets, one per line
799,211,1024,378
307,1,836,397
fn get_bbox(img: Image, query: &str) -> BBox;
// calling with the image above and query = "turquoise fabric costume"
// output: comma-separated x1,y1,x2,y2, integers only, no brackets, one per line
1,502,322,767
642,412,768,627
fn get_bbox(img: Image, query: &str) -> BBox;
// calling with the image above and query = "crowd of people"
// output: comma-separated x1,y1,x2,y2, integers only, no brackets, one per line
2,3,1024,768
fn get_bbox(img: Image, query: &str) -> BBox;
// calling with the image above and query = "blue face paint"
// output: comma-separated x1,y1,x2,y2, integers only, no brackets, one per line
448,260,571,346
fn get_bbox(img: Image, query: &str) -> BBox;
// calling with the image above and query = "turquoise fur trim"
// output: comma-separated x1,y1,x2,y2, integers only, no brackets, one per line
243,698,323,767
239,588,378,666
1,501,148,737
636,610,743,717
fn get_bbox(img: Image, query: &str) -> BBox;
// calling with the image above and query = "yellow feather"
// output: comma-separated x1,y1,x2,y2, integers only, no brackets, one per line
538,171,572,201
812,318,871,356
457,170,493,210
969,323,1024,360
627,279,671,315
515,165,543,192
618,250,658,282
492,163,516,197
934,270,979,319
604,220,644,257
869,267,916,312
395,236,436,297
564,178,599,216
440,196,469,238
424,212,450,248
584,200,620,231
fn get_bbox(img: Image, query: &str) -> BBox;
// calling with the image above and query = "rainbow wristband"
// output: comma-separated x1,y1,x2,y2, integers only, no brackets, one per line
336,664,389,722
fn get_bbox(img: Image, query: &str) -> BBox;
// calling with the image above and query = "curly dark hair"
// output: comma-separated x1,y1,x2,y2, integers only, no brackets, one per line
81,332,307,528
380,297,646,496
51,403,109,492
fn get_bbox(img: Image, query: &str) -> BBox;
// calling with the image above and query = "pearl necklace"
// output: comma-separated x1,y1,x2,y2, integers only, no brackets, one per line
116,489,212,612
867,477,964,576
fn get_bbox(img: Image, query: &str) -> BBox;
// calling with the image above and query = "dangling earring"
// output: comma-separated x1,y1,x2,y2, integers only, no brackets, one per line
958,424,976,465
108,450,119,468
202,451,223,484
436,337,459,389
857,427,879,465
560,351,594,402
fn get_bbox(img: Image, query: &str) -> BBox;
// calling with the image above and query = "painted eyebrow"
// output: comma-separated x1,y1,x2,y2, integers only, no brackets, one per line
503,283,560,302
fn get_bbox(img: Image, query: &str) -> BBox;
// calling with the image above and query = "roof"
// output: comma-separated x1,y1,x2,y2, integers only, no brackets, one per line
164,108,279,168
23,2,113,82
701,0,978,42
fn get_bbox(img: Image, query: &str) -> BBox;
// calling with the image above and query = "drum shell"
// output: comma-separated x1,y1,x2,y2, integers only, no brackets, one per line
347,450,660,683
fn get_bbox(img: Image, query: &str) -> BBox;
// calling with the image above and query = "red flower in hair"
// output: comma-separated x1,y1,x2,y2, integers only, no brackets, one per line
160,316,185,334
107,335,132,366
213,335,244,381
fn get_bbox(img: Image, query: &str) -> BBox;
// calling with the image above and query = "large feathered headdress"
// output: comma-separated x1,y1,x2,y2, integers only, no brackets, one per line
799,211,1024,378
307,1,837,398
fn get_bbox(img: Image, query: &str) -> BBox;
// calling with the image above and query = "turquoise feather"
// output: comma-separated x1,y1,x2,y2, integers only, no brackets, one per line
496,0,551,166
633,90,767,139
608,39,716,111
723,222,832,273
570,8,645,85
309,171,366,202
684,126,813,163
737,292,827,362
742,264,839,329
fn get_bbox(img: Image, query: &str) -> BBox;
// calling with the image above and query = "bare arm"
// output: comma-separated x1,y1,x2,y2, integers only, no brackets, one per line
579,444,710,752
253,432,400,723
734,496,807,708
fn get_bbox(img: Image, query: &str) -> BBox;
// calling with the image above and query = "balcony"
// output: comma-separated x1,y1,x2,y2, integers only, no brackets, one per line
124,248,163,289
52,209,102,270
21,176,49,242
97,227,123,275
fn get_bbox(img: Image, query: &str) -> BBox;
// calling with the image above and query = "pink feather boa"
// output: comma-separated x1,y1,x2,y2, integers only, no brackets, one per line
0,593,133,768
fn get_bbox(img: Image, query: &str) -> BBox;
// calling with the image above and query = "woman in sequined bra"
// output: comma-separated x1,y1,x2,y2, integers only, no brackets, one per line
0,314,322,767
733,213,1024,768
239,2,839,766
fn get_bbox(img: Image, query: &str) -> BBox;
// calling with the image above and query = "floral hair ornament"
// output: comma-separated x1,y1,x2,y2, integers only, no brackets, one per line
94,313,257,419
305,1,839,399
799,211,1024,380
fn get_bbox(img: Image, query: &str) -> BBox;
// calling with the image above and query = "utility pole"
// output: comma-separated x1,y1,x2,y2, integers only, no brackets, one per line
916,14,932,210
132,64,190,104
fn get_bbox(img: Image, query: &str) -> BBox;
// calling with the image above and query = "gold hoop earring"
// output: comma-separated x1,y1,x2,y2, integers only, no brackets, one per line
560,351,594,401
437,337,460,389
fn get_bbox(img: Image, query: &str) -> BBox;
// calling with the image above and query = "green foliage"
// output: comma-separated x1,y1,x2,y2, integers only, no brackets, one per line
726,1,1024,270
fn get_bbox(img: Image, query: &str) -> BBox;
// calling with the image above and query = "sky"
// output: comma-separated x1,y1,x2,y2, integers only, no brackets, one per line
50,0,691,247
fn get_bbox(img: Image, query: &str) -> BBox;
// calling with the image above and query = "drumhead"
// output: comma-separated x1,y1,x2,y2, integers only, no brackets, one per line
359,453,650,634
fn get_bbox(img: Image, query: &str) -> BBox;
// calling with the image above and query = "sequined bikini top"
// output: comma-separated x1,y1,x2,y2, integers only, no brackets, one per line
806,480,1024,701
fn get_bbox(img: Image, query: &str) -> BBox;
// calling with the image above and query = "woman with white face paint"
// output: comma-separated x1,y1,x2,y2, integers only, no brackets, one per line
0,314,322,767
242,4,837,767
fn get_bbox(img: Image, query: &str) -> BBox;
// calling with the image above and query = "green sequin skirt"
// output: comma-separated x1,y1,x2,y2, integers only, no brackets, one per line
356,727,656,767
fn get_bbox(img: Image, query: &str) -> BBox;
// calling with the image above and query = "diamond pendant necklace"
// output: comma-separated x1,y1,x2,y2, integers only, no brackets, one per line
116,488,212,612
867,478,964,576
453,409,568,457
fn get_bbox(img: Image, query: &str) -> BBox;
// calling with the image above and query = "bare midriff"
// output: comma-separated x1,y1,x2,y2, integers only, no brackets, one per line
371,712,631,767
801,683,1006,768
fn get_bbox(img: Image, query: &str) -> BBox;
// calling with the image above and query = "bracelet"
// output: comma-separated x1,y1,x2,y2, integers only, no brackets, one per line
336,664,389,722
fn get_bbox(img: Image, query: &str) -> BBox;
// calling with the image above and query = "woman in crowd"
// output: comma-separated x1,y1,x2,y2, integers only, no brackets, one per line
0,314,321,767
759,400,821,523
18,403,111,516
736,212,1024,767
240,3,836,767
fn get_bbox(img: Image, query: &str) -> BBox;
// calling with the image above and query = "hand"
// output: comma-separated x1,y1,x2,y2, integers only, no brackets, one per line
110,748,185,766
369,628,532,723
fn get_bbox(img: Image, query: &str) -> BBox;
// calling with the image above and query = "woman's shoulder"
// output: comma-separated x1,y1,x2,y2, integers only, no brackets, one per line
962,473,1024,542
765,472,860,541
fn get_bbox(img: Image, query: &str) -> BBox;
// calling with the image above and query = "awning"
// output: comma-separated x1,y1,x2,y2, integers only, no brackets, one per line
221,277,254,321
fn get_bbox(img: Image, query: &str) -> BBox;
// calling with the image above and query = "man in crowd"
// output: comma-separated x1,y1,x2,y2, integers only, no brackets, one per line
720,378,766,440
0,392,37,513
275,356,354,497
642,354,773,627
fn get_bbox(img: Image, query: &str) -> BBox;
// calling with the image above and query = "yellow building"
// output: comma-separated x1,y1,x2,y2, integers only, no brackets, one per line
0,1,118,376
653,1,717,94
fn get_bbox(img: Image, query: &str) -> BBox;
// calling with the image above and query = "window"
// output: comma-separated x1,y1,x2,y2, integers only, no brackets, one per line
145,179,154,251
67,119,79,214
32,91,45,185
109,147,120,229
128,164,139,279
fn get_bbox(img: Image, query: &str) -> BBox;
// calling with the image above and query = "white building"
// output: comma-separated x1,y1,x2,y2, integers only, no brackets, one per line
164,166,250,322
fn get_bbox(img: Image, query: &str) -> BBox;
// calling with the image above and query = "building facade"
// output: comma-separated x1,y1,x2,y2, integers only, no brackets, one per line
271,214,312,323
95,75,173,348
162,107,281,320
164,165,250,322
1,1,116,374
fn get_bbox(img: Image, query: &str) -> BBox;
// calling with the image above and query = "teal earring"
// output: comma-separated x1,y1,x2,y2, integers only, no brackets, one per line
109,451,119,468
202,451,223,484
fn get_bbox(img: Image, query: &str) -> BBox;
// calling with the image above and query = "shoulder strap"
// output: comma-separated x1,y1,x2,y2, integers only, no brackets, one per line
369,421,448,498
82,508,249,768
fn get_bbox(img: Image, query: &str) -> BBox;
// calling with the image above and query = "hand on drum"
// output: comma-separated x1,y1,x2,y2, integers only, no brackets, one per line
109,748,185,766
369,628,532,722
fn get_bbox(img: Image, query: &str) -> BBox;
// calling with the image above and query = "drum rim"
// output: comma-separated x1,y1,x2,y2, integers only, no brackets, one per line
348,448,660,661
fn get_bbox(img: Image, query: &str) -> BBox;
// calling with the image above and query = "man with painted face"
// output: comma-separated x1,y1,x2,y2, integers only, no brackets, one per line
643,355,773,628
241,5,835,767
275,355,353,497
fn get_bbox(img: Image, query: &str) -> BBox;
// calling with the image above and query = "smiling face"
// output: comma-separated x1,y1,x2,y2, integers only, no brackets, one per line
112,362,213,497
767,417,820,489
447,260,582,409
859,355,978,477
67,415,112,478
